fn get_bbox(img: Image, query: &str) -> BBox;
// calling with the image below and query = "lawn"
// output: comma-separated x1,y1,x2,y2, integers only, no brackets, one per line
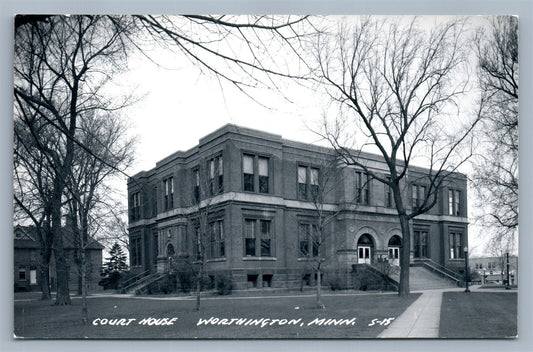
439,292,517,338
14,292,419,339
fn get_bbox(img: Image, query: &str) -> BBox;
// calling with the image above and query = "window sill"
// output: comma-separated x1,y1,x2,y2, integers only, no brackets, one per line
206,258,227,263
297,257,324,262
242,257,277,261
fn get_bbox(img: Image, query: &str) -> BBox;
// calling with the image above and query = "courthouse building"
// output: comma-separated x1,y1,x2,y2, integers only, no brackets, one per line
127,124,469,289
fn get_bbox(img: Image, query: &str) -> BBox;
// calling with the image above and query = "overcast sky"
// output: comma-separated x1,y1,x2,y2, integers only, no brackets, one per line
117,41,325,176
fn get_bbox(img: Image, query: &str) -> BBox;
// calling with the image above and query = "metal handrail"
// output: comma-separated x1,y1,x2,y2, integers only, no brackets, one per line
123,272,165,294
418,260,462,282
120,269,150,288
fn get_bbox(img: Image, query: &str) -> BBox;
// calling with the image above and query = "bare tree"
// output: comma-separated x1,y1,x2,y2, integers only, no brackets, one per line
14,15,135,305
472,16,518,249
14,14,311,305
13,118,55,300
186,159,224,311
66,112,134,323
296,155,343,308
311,17,479,296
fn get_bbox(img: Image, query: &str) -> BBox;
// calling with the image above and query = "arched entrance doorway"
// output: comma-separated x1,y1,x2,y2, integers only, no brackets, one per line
388,235,402,266
357,234,375,264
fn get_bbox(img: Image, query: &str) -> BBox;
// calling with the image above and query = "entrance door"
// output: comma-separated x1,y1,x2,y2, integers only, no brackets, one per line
388,247,400,266
358,246,371,264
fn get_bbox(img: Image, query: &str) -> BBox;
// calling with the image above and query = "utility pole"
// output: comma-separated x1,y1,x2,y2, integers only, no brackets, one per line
505,252,510,290
464,246,470,293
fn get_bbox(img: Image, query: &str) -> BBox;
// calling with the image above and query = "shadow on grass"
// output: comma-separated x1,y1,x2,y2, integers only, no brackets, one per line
15,292,420,339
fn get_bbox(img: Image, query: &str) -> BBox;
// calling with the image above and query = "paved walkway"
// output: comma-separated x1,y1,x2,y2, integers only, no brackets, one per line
378,289,445,338
378,285,517,338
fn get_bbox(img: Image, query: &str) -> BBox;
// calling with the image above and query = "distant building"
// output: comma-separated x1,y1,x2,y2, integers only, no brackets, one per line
128,124,469,289
14,225,104,292
470,255,518,285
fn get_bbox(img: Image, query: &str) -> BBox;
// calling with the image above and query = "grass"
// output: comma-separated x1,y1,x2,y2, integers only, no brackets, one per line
439,292,517,338
14,292,419,339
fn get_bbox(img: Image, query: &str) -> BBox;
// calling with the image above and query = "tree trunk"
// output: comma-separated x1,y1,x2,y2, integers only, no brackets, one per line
81,246,88,324
39,248,52,300
398,213,411,297
52,193,71,305
80,210,89,323
316,266,324,309
196,264,203,311
37,226,52,300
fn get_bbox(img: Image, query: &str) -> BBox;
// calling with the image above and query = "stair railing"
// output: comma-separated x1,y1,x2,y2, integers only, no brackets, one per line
120,269,150,293
417,260,462,283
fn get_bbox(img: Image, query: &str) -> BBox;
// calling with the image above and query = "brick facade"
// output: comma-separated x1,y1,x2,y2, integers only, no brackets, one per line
14,225,104,292
128,124,469,290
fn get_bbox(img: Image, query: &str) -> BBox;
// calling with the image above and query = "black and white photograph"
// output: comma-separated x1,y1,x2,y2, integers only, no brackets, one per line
10,9,523,342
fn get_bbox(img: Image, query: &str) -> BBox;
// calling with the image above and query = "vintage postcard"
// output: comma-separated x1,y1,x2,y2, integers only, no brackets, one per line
13,14,518,340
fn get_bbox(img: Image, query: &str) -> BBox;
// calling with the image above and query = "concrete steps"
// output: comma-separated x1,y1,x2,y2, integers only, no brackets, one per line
389,266,458,291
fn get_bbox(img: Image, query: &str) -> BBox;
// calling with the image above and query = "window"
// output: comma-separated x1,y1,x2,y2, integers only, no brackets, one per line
355,171,370,205
130,237,142,266
244,219,256,256
488,262,496,269
412,184,427,209
217,156,224,193
298,166,320,200
208,155,224,196
208,222,216,258
247,274,258,288
243,154,254,192
262,274,273,288
260,220,271,256
414,230,428,258
243,154,270,193
193,168,200,203
163,177,174,211
299,223,319,257
130,192,141,221
244,219,273,257
385,177,394,207
298,166,307,199
449,232,464,259
310,168,319,199
194,227,202,260
207,220,225,259
152,186,158,216
18,269,26,281
448,189,462,216
209,159,215,196
258,157,269,193
218,221,225,257
153,232,159,264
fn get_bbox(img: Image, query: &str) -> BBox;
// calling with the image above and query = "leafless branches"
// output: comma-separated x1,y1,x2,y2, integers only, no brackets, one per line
471,16,518,248
310,17,478,296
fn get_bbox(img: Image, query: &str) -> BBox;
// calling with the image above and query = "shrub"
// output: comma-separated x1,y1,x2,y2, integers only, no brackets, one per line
177,269,195,293
328,276,343,291
214,272,233,295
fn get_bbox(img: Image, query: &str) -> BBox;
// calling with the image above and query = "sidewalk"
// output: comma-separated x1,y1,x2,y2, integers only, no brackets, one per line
378,285,516,338
378,289,445,338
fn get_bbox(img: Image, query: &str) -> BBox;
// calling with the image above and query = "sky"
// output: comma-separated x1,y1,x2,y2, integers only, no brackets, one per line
115,35,326,176
108,15,496,256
